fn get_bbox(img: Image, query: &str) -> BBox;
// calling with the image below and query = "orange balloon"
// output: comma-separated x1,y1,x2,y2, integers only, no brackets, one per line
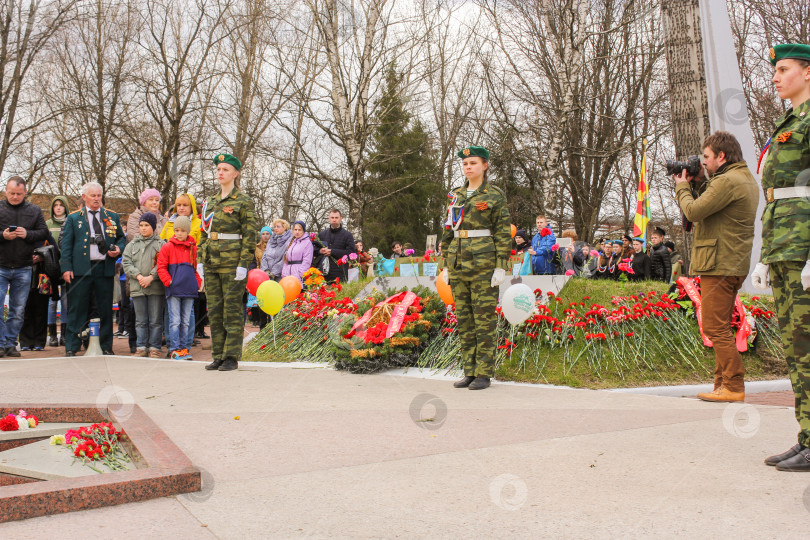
436,273,454,305
279,276,302,304
510,224,517,238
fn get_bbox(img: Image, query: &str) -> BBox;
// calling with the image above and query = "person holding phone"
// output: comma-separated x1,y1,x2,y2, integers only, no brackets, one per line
0,176,48,357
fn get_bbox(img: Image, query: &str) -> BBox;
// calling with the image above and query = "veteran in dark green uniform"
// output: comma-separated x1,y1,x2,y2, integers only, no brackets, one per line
440,146,511,390
60,182,126,356
198,153,257,371
753,44,810,471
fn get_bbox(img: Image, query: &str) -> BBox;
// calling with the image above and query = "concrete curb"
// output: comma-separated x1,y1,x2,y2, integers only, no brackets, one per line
0,355,792,396
608,378,792,397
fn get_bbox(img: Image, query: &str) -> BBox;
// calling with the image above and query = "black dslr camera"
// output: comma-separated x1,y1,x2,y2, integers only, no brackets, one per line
666,155,701,177
91,233,108,255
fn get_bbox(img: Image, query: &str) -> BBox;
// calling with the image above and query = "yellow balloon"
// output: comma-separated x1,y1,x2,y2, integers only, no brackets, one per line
256,280,285,316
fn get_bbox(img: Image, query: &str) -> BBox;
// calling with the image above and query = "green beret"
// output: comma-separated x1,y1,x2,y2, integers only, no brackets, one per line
769,44,810,66
457,146,490,160
213,153,242,171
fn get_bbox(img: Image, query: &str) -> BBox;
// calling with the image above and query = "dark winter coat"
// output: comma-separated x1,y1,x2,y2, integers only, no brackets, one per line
317,225,355,282
0,198,48,268
629,252,651,281
648,242,672,283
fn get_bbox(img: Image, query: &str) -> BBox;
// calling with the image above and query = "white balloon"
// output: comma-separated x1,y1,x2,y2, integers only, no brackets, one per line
500,283,536,325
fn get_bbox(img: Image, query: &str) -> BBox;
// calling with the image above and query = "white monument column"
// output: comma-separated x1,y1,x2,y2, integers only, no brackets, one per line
699,1,768,294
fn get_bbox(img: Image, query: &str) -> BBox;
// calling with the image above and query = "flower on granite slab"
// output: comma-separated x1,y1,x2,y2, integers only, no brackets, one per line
16,416,30,430
50,434,66,445
0,414,19,431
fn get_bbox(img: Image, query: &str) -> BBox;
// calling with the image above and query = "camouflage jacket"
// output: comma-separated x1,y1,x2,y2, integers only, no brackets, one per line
197,187,258,272
440,179,511,281
760,99,810,264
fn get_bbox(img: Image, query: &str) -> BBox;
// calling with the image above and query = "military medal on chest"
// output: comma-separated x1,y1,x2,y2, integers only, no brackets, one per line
444,191,464,231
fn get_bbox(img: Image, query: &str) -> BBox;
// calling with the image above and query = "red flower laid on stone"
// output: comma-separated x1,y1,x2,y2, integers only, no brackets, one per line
0,415,19,431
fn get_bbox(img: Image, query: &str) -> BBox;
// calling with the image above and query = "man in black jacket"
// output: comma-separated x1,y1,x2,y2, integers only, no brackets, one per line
648,226,672,283
0,177,48,356
316,209,355,283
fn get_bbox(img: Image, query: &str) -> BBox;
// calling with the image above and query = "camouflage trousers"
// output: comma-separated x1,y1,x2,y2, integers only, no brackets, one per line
771,261,810,446
451,278,498,377
206,272,247,362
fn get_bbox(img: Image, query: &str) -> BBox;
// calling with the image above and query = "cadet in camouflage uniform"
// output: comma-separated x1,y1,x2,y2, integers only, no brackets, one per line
198,153,257,371
753,44,810,471
440,146,511,390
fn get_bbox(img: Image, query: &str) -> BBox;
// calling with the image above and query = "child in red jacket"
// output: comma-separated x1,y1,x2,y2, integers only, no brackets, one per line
156,216,201,360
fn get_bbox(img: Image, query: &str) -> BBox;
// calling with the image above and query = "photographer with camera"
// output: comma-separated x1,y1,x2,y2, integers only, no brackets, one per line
60,182,126,356
672,131,759,403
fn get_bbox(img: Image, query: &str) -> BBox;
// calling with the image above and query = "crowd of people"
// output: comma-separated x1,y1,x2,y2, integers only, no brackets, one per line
0,173,687,365
511,217,685,284
0,164,400,367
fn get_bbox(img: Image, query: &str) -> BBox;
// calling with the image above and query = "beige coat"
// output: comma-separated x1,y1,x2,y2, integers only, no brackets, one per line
675,161,759,276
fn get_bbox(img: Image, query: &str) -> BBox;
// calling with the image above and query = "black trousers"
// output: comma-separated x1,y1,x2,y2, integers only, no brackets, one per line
65,263,114,353
194,293,209,334
19,287,49,348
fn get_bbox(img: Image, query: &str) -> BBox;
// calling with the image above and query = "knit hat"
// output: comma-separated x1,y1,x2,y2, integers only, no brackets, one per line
260,226,272,235
139,212,157,231
664,241,675,251
139,188,161,206
174,215,191,232
293,220,306,231
515,229,530,244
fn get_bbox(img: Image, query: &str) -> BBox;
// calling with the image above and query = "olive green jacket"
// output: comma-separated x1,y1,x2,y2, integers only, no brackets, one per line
197,187,258,272
440,179,511,281
122,233,165,297
759,98,810,264
675,161,759,276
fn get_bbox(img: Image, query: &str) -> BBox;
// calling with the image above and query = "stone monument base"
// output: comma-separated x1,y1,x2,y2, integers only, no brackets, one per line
0,403,200,522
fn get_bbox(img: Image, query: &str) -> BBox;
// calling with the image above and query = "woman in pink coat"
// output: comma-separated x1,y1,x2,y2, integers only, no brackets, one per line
281,221,313,281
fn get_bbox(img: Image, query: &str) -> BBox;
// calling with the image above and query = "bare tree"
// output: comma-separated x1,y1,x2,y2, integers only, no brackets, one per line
296,0,410,234
121,0,230,208
0,0,75,175
480,0,667,241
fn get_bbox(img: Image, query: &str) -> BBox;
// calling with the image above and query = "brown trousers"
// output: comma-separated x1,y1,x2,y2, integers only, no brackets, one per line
700,275,745,392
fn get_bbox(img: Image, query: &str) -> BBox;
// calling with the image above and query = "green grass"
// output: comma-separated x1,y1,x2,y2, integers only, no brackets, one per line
492,278,786,388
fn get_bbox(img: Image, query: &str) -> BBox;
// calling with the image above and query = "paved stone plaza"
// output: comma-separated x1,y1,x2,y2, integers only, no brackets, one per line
0,354,807,538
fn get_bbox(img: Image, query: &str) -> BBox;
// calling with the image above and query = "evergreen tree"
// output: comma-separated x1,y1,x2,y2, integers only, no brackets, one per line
363,65,442,255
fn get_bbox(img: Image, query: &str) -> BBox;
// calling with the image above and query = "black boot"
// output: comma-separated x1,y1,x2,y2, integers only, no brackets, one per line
468,376,491,390
218,357,238,371
48,324,58,347
205,357,224,370
775,447,810,471
453,376,476,388
764,444,804,466
59,323,66,346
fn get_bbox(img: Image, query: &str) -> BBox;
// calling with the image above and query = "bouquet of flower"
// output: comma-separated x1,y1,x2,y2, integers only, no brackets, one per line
336,252,359,268
52,422,130,473
302,267,325,288
0,409,39,431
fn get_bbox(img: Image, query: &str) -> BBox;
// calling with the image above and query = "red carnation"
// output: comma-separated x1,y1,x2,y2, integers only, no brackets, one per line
551,244,559,251
540,227,551,237
0,415,19,431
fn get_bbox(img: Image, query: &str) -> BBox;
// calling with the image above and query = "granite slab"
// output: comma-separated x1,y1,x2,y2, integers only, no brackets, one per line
0,438,135,480
0,403,200,523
